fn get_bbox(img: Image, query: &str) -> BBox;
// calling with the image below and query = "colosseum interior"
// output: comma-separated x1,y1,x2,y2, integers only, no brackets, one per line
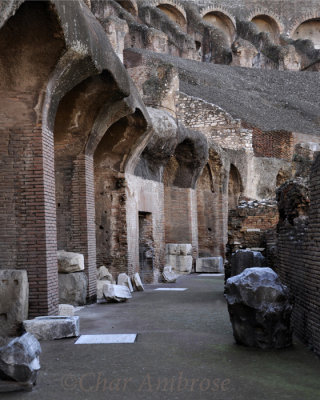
0,0,320,398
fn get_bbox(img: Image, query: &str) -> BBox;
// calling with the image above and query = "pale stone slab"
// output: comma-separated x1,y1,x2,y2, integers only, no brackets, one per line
58,304,75,316
58,272,88,306
97,266,114,282
57,251,84,273
132,273,144,291
0,269,29,337
23,316,80,340
166,254,193,274
198,273,224,277
103,284,132,302
117,273,134,292
97,280,108,300
196,257,224,273
154,288,188,291
75,334,137,344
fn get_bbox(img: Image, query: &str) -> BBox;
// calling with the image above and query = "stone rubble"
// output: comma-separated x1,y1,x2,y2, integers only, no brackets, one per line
162,266,179,283
117,273,134,292
57,251,84,273
225,267,292,349
132,273,144,291
0,333,41,392
103,284,132,302
23,316,80,341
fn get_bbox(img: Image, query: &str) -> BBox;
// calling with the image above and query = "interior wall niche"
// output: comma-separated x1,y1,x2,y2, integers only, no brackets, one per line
228,164,242,210
251,15,280,42
138,212,154,283
203,11,235,46
293,19,320,49
156,4,187,31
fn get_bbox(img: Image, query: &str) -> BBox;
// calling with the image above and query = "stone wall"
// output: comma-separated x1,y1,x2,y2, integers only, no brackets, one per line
276,169,320,356
251,127,294,160
228,199,279,255
176,93,253,151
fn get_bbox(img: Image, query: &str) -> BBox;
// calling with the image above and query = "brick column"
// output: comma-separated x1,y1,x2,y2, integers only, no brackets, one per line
0,95,59,317
71,154,97,301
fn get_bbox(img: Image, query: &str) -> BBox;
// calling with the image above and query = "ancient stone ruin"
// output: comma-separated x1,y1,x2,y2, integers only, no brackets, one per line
0,0,320,393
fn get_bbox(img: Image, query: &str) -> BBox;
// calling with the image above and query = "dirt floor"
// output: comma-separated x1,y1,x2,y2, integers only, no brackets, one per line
2,275,320,400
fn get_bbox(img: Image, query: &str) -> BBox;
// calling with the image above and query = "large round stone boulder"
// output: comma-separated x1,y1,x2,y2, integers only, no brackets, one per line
225,267,292,349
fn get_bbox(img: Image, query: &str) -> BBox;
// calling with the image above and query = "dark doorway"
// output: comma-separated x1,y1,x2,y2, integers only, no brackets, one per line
138,212,154,283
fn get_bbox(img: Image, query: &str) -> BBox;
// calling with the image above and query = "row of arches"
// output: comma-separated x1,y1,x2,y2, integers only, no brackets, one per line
153,2,320,48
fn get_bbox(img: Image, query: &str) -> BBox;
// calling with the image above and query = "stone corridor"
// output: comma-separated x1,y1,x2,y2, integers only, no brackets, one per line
3,275,320,400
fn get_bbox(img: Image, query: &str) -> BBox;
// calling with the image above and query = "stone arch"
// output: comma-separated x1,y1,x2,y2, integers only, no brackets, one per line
250,14,281,42
163,127,208,258
115,0,138,16
53,71,124,302
292,18,320,49
93,109,148,275
228,164,243,210
156,2,187,31
201,7,236,46
0,0,66,317
196,147,226,259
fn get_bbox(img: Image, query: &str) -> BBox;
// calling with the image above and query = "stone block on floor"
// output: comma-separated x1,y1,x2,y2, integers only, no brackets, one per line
103,284,132,302
58,272,88,306
117,273,134,292
23,316,80,341
57,251,84,273
132,273,144,291
0,333,41,392
196,257,224,273
225,267,292,349
0,269,29,337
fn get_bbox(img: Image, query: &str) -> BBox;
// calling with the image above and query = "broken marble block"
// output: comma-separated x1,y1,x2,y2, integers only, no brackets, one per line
103,284,132,302
166,254,192,274
58,304,75,317
162,266,179,283
166,244,193,274
97,266,115,283
196,257,224,273
117,273,134,292
0,333,41,392
230,249,266,278
97,280,108,300
58,272,88,306
132,273,144,291
225,267,292,349
0,269,29,337
23,316,80,341
57,250,84,273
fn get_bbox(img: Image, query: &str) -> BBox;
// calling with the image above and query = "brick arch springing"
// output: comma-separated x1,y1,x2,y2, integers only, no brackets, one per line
228,164,243,210
0,1,66,316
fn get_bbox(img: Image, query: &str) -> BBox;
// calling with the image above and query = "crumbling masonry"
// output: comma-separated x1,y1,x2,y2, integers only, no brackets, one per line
0,0,320,356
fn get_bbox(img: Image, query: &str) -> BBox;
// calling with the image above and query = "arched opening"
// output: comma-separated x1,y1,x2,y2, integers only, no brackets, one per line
228,164,242,210
115,0,137,16
93,110,147,279
293,19,320,49
251,15,280,42
156,4,187,31
0,1,65,316
203,11,235,46
53,71,123,303
197,164,215,257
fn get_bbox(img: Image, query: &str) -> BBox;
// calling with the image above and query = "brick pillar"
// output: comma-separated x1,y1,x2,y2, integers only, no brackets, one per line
71,154,97,301
0,95,59,317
